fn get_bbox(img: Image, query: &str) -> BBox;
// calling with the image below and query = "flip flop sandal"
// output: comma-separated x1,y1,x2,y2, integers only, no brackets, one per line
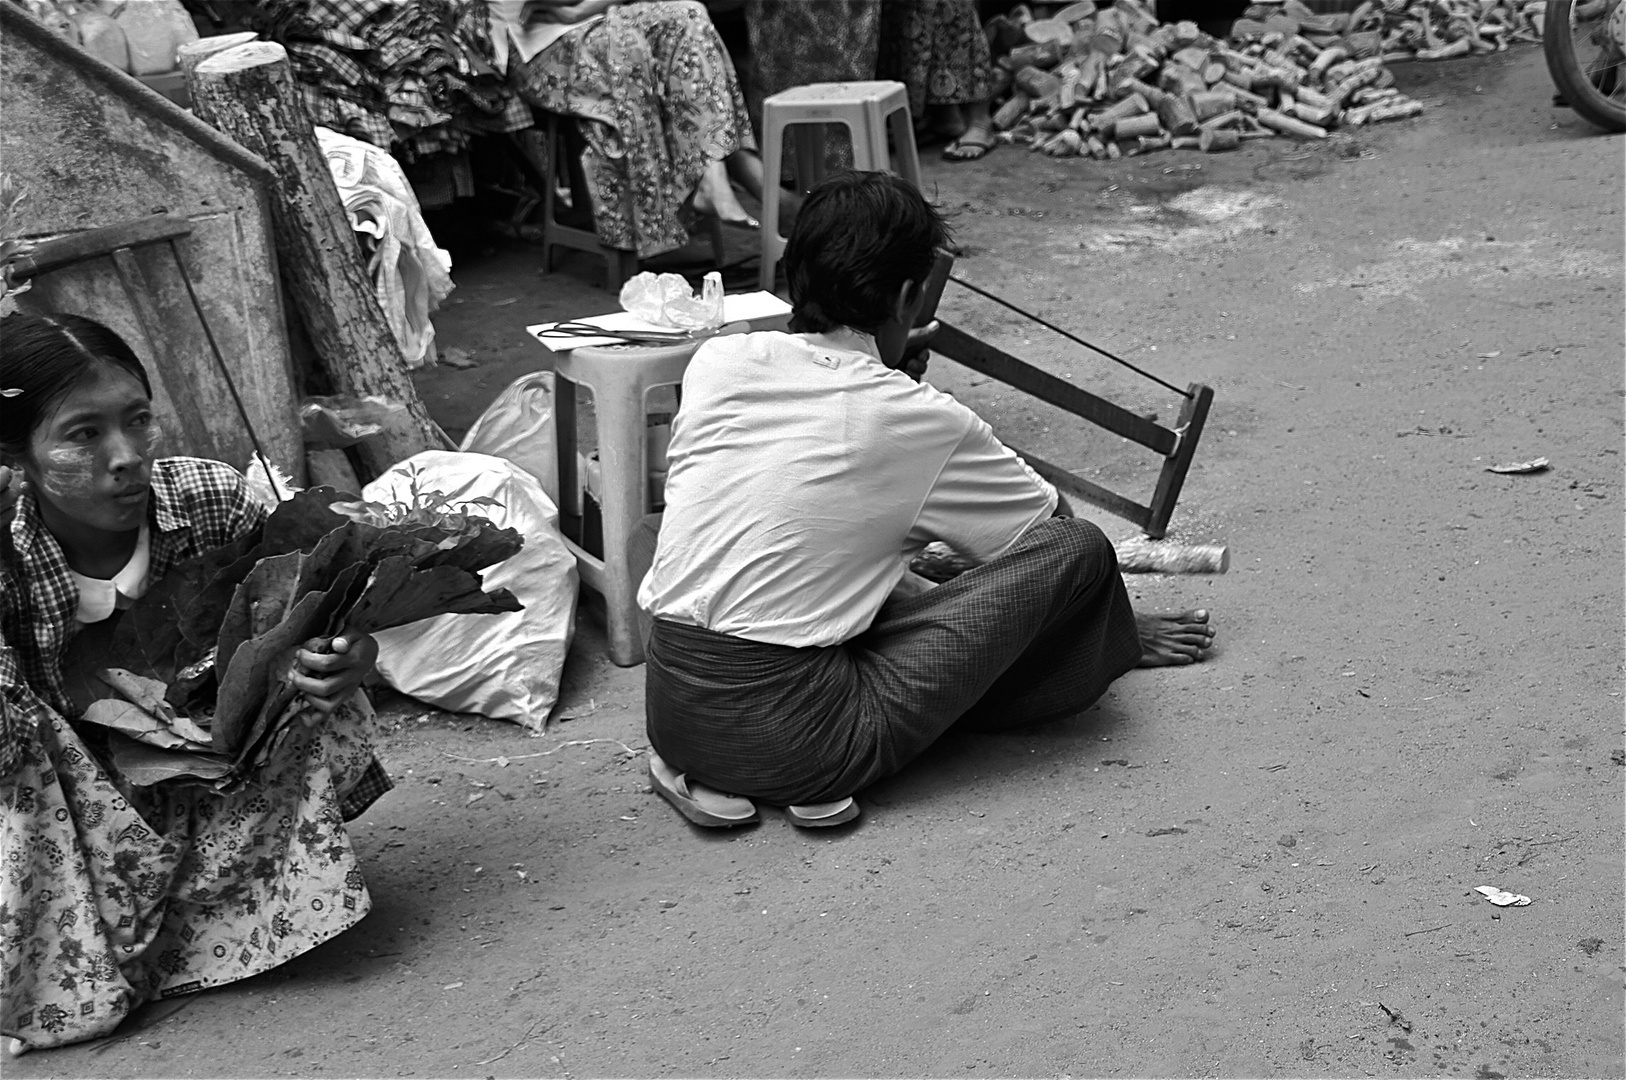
649,753,759,827
783,797,860,828
942,132,996,162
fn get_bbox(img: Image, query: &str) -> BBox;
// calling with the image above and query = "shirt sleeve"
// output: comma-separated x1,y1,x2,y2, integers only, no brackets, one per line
910,412,1058,563
0,633,51,781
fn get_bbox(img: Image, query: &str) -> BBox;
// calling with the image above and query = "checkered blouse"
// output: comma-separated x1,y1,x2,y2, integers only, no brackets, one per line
0,457,266,779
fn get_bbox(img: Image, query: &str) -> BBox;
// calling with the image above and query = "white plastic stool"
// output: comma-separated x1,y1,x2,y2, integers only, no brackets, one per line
553,340,700,666
759,81,924,291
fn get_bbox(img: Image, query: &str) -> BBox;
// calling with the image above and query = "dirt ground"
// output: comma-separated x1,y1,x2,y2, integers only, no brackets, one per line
14,43,1624,1080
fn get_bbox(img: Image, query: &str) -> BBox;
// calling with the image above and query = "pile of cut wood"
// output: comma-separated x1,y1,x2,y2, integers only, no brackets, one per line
983,0,1542,159
1232,1,1546,63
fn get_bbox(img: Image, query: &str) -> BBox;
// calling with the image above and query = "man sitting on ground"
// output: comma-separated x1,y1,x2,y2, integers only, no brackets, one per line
638,171,1215,829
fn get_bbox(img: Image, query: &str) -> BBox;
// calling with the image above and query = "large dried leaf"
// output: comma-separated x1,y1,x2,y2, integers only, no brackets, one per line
343,556,522,635
104,526,264,680
226,560,368,771
77,699,211,752
260,486,354,553
108,733,235,787
211,589,334,757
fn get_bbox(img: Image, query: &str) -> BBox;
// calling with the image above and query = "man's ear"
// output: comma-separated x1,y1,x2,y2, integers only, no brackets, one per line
892,278,921,326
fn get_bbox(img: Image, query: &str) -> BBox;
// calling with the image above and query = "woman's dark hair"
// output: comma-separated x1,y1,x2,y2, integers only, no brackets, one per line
0,313,152,457
784,171,951,335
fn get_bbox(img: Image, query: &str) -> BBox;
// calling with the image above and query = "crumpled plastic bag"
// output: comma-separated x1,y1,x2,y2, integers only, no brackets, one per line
299,394,408,450
619,270,724,331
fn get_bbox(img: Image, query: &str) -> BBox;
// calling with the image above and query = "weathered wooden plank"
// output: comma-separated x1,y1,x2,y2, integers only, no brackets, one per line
932,322,1178,456
1006,445,1152,530
1145,382,1213,539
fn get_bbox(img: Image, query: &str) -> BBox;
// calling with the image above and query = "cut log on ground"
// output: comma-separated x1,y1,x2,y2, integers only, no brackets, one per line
1114,537,1231,574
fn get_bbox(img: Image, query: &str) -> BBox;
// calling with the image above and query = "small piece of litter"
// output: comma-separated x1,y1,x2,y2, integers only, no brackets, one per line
443,982,464,990
1477,351,1501,359
441,347,478,369
1486,457,1549,474
490,297,519,306
1474,884,1532,907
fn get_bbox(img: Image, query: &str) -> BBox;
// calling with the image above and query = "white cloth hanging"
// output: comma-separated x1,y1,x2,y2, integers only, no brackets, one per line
316,126,455,369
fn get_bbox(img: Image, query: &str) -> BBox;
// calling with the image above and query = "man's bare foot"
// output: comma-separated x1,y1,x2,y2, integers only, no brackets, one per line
1136,609,1215,667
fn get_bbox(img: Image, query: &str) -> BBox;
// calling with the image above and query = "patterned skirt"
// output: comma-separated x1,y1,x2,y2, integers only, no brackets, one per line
878,0,994,118
1,695,388,1051
518,0,756,259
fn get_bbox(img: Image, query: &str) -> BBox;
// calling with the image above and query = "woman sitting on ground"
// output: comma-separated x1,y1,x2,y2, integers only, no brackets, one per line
492,0,771,259
1,314,388,1054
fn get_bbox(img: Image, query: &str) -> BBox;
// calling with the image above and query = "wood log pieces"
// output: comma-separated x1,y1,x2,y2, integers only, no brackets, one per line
188,41,441,478
1190,88,1237,120
177,31,257,86
1015,65,1063,100
1113,536,1231,574
1113,112,1162,139
1199,127,1241,152
1344,98,1425,125
992,92,1031,129
1158,61,1208,98
1154,94,1201,137
981,0,1433,161
1256,107,1328,139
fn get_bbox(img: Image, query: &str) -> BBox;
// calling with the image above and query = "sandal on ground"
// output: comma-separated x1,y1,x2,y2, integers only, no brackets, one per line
942,130,996,162
783,797,860,828
649,753,759,827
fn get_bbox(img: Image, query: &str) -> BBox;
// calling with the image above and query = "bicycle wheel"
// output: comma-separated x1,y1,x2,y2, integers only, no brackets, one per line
1544,0,1626,132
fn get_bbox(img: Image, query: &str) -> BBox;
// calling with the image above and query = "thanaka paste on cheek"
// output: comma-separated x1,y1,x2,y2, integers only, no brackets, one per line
37,445,99,502
138,420,166,458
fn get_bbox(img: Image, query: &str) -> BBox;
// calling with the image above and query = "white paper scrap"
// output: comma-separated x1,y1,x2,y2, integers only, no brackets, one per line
1474,884,1532,907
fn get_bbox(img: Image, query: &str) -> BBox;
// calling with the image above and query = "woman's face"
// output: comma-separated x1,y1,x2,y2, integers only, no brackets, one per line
22,363,161,536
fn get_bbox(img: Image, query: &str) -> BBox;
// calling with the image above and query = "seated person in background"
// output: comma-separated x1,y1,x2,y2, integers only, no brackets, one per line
1,314,386,1054
494,0,772,259
638,172,1216,830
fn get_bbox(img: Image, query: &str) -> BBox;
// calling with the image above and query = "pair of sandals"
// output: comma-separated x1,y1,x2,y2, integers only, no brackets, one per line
649,754,858,829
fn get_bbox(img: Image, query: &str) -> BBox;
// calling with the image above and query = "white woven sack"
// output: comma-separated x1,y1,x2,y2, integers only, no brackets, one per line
363,450,577,730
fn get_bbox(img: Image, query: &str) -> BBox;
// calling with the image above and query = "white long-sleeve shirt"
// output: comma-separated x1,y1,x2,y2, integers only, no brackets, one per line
638,328,1058,647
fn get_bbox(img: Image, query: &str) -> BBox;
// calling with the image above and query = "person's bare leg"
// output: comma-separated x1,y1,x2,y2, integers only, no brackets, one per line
1135,609,1216,666
726,149,801,231
692,159,757,227
943,101,996,161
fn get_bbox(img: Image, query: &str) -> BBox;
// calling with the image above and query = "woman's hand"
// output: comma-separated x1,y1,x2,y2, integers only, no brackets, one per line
291,627,379,716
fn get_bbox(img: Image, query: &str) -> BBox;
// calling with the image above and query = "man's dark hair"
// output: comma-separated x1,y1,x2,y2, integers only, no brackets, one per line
784,171,950,335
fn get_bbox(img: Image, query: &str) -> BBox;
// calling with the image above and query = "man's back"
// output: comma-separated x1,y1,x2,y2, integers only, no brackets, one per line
639,328,1055,647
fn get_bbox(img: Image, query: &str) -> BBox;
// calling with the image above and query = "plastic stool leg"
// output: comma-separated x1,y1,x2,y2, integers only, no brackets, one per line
591,375,655,666
554,371,582,542
889,106,922,188
859,104,890,173
760,112,785,292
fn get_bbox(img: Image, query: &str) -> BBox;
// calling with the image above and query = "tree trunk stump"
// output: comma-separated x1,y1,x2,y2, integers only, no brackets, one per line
188,41,441,478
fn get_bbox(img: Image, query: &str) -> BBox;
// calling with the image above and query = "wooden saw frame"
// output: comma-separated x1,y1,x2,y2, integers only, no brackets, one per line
929,288,1213,540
